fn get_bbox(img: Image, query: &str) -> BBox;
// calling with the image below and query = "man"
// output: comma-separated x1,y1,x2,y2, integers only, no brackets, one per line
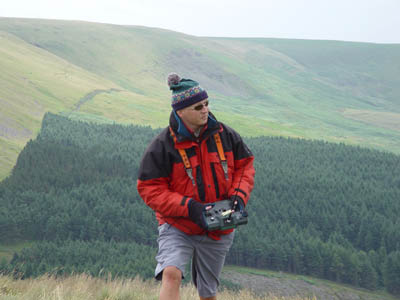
137,73,255,300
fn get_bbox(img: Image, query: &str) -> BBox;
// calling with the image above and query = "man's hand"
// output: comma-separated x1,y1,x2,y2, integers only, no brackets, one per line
230,195,248,216
188,199,214,230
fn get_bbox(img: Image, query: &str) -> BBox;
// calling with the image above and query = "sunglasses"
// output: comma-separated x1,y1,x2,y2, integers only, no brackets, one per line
191,101,209,111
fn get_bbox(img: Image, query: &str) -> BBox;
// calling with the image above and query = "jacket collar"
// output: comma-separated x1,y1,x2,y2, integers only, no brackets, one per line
169,111,219,142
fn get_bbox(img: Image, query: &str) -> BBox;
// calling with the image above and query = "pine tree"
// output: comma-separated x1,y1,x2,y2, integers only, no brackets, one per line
384,251,400,295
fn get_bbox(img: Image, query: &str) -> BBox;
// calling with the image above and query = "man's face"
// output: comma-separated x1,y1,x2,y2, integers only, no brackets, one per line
177,99,209,131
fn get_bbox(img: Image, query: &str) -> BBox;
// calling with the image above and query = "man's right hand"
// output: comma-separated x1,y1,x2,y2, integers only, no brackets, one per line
230,195,248,216
188,199,214,230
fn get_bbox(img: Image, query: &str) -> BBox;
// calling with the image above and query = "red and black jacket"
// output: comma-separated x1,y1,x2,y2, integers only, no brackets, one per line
137,111,255,239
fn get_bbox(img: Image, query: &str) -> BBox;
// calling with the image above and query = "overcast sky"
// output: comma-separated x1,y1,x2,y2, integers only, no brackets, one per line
1,0,399,43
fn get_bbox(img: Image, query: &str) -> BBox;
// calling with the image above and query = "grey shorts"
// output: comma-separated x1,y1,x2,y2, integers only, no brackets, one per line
155,223,235,298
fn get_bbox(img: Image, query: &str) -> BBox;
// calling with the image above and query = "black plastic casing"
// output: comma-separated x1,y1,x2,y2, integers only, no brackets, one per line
203,200,248,231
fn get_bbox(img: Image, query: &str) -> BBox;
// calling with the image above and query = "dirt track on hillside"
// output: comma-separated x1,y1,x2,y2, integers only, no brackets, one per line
221,270,384,300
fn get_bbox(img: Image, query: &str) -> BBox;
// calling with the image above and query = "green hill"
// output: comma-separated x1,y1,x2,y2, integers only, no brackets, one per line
1,17,400,179
0,27,128,179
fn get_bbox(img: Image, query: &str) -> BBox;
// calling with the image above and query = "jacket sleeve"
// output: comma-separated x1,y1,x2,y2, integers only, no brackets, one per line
136,134,190,217
227,129,255,205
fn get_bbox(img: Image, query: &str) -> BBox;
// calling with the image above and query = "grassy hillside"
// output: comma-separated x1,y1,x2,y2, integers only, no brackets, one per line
222,266,399,300
0,268,397,300
0,29,120,178
0,17,400,181
0,273,311,300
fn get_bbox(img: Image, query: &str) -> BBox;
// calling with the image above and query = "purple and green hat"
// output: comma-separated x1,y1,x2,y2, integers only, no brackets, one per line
167,73,208,111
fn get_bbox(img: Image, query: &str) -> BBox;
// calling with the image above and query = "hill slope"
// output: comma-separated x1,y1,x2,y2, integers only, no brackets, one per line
1,17,400,179
1,113,399,295
1,269,398,300
0,28,128,179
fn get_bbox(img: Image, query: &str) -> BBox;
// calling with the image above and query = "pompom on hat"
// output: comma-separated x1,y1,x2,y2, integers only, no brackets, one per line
167,73,208,111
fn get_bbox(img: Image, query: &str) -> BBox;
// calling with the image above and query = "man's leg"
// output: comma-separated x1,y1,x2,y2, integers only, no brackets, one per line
155,224,194,299
160,266,182,300
192,232,235,299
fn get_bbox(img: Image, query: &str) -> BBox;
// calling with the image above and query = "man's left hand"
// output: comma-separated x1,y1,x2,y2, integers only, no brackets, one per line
230,195,246,215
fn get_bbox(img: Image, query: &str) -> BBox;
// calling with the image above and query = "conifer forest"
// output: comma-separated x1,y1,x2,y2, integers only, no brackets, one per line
1,113,399,295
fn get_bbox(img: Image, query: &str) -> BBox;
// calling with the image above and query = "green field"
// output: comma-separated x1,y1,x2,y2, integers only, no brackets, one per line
1,17,400,181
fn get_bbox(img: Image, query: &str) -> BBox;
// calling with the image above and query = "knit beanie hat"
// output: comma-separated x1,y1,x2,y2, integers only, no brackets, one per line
167,73,208,111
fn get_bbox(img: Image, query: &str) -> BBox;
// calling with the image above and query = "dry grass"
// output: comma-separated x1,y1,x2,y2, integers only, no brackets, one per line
0,274,315,300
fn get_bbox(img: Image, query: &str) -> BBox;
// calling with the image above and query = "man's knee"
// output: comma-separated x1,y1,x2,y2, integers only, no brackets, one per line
162,266,182,284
